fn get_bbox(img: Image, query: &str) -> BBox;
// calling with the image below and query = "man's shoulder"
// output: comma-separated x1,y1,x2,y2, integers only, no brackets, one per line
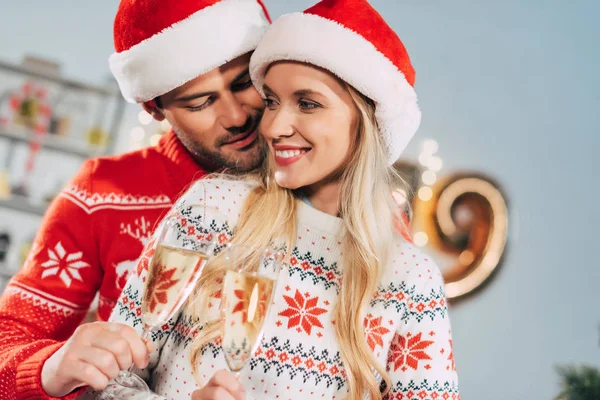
60,146,173,214
85,146,164,183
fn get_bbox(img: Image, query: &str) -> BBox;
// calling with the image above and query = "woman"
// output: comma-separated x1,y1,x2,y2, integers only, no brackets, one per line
50,1,459,399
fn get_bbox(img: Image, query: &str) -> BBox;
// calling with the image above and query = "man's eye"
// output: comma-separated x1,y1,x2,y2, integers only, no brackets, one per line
186,97,214,111
232,80,253,91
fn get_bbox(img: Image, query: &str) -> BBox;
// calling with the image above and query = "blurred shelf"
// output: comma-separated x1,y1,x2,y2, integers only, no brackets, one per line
0,59,120,97
0,195,48,216
0,59,124,217
0,126,104,158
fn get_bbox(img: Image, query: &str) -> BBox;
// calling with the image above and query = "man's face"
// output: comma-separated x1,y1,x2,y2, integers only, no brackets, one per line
146,53,266,172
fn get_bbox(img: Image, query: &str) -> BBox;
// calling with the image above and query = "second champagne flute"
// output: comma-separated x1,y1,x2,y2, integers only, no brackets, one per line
220,244,284,377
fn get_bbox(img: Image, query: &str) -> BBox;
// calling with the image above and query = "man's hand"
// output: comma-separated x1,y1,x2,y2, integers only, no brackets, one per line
41,322,152,397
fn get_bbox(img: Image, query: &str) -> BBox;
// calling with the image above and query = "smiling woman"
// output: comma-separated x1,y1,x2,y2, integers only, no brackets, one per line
106,1,459,400
261,62,359,190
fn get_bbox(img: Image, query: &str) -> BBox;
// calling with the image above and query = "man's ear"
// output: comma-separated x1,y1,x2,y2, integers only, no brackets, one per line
142,100,166,122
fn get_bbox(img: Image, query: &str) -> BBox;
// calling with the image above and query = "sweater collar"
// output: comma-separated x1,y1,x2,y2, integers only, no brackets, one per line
296,199,345,236
155,130,206,198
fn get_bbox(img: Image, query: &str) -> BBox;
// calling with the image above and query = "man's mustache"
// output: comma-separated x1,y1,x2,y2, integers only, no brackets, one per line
216,113,262,147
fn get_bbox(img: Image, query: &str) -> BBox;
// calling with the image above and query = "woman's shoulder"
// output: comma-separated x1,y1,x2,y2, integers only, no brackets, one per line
178,176,258,225
190,176,256,196
383,239,446,295
180,176,257,203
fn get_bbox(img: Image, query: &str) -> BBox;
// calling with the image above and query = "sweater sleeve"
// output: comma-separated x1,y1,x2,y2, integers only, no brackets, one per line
0,160,103,400
78,211,177,396
384,260,460,400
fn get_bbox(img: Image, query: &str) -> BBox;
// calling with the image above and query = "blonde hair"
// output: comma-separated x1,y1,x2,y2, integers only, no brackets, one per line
186,84,408,400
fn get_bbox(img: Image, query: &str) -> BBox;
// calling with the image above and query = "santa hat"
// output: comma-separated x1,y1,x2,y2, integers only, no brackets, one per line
250,0,420,163
110,0,271,103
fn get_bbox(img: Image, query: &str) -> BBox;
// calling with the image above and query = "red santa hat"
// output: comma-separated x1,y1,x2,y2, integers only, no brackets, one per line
110,0,271,103
250,0,420,163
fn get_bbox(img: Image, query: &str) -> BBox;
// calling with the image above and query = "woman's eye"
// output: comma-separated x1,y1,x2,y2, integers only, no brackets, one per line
299,99,320,110
264,98,278,109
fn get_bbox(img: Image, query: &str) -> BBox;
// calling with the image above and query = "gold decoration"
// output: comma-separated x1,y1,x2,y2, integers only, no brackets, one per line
15,98,40,128
0,170,10,199
19,241,33,268
85,126,109,147
394,161,509,300
9,82,51,132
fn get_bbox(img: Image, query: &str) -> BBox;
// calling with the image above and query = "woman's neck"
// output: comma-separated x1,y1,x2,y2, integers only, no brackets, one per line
303,180,342,217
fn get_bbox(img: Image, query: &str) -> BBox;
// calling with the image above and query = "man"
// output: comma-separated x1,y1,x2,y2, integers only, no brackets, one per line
0,0,271,398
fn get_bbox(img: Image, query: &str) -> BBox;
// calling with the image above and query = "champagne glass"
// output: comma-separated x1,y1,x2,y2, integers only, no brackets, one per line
97,204,224,398
220,244,284,377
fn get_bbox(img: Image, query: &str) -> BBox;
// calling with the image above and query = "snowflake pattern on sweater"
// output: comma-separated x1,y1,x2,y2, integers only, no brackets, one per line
108,178,460,400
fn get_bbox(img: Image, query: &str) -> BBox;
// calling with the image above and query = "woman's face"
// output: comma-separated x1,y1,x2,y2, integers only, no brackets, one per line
259,62,359,190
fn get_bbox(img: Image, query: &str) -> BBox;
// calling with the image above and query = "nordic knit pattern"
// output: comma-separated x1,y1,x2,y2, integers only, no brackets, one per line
107,178,460,400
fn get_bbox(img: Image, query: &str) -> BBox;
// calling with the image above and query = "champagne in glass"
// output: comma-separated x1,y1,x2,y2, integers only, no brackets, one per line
221,270,275,372
220,245,284,374
142,243,210,330
100,204,224,398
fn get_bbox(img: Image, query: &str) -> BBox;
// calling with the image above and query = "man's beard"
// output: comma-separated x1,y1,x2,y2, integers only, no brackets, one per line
173,124,267,174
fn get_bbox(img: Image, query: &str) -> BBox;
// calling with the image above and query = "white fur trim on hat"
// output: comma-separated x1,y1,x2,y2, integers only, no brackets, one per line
110,0,269,103
250,13,421,163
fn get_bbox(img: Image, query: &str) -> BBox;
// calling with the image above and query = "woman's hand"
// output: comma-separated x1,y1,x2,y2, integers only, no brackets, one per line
191,370,245,400
41,322,153,397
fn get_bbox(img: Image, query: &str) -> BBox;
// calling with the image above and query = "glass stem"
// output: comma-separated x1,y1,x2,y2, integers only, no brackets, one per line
110,327,152,392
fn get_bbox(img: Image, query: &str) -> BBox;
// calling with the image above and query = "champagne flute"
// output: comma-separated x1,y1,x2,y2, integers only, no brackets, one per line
97,204,224,398
220,244,284,377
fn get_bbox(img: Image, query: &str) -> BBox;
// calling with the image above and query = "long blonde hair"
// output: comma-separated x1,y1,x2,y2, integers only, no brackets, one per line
187,84,408,400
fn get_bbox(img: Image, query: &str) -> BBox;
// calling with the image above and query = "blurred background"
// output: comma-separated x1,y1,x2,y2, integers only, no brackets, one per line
0,0,598,398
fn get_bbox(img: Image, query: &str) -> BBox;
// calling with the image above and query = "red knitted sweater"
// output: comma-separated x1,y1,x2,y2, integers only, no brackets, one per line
0,131,204,399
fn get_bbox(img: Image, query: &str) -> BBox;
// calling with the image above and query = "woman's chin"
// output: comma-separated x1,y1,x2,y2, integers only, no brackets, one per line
274,171,304,190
